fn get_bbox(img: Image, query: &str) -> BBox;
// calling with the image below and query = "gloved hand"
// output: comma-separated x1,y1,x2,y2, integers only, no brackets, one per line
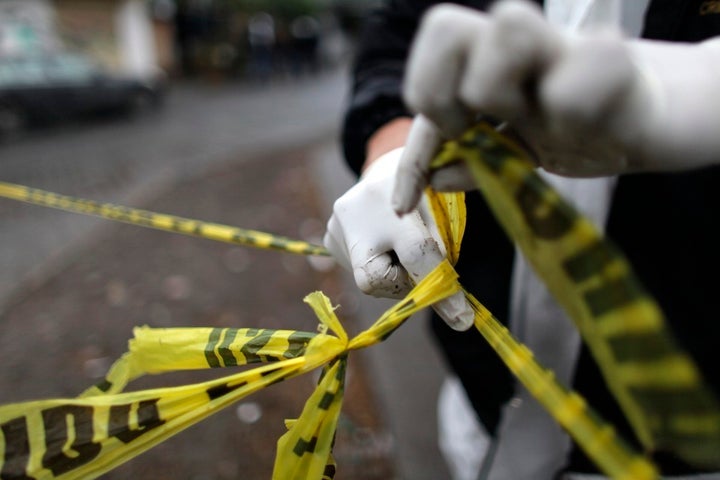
324,148,474,331
393,0,720,214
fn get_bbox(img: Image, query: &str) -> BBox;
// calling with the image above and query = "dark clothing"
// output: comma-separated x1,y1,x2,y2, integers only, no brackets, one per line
573,169,720,474
342,0,518,436
342,0,496,175
341,0,720,475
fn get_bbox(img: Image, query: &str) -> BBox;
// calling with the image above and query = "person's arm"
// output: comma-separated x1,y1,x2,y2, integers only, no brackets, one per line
326,1,496,331
364,117,414,169
393,0,720,213
341,0,430,175
342,0,495,174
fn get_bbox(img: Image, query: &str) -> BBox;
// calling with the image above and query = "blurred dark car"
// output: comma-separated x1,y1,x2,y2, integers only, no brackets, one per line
0,52,165,137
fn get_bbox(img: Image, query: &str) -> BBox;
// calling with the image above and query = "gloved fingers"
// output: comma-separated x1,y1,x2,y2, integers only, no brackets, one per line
393,115,443,215
459,0,563,121
342,208,437,300
429,162,477,192
349,236,473,331
403,4,486,138
393,218,474,331
431,291,476,332
326,146,473,329
352,251,413,299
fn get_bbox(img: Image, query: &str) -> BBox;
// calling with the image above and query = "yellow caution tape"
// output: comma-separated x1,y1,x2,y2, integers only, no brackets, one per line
0,181,328,257
465,289,657,480
4,122,713,477
434,123,720,469
0,358,304,480
0,259,461,480
273,357,346,480
424,189,466,266
0,174,659,480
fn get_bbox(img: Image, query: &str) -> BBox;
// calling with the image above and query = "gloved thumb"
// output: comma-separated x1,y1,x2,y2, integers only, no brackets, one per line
393,115,443,215
434,290,475,331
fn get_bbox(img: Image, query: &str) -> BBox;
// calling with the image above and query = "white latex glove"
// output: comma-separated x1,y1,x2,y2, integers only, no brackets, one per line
393,0,720,214
324,148,474,331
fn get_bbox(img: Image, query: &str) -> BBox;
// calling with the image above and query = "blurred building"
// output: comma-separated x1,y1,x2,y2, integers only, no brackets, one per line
0,0,175,78
0,0,59,55
0,0,371,82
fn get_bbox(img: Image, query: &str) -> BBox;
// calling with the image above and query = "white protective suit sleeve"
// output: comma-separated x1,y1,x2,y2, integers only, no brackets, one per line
324,147,474,331
392,0,720,214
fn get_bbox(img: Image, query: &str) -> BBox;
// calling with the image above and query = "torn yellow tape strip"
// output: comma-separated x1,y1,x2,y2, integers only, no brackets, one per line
428,184,657,478
274,357,346,480
0,260,461,480
466,289,657,480
424,189,466,266
435,123,720,468
79,326,343,397
0,181,328,257
0,359,304,480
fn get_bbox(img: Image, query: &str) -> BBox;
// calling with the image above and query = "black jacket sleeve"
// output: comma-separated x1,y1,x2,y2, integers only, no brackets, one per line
341,0,495,175
340,1,518,437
